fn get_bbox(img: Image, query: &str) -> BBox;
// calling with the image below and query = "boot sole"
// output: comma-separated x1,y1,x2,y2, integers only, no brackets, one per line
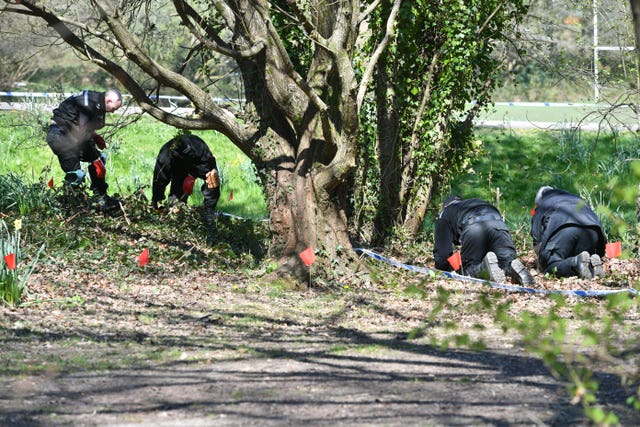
590,254,604,278
510,259,536,286
576,251,593,279
482,252,506,283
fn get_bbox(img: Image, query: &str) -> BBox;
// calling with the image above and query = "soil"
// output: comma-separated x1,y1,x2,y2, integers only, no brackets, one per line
1,252,640,426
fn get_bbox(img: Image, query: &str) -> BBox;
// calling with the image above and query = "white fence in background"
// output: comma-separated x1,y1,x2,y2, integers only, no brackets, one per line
1,92,639,131
0,91,242,116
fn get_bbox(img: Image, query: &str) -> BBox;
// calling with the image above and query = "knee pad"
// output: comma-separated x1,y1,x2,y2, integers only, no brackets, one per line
65,169,86,186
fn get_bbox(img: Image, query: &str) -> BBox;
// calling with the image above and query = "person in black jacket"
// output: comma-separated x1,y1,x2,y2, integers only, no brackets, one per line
531,186,606,279
46,89,123,211
152,134,220,225
434,195,535,285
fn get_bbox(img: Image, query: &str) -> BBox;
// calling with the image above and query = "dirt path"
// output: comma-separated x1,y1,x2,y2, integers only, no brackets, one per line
1,262,639,426
2,347,585,426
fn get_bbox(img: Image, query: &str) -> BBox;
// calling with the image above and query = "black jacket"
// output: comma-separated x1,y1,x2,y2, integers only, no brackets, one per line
51,90,106,141
530,188,606,255
152,134,218,204
433,198,505,270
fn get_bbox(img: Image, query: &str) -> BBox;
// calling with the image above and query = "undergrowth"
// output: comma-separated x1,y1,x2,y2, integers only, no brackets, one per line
0,174,269,299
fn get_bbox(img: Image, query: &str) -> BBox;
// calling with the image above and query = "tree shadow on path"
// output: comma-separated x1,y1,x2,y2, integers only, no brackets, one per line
1,299,637,427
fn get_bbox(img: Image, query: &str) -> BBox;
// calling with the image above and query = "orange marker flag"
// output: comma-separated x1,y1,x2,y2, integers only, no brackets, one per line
299,246,315,266
605,241,622,258
47,178,54,189
4,253,16,270
228,190,233,201
447,251,462,271
138,248,149,267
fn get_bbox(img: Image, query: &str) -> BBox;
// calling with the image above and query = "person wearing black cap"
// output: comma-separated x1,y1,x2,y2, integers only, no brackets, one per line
433,195,535,285
531,186,606,279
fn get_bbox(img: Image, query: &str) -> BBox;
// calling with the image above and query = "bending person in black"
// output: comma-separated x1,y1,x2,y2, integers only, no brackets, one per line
46,89,123,211
531,186,606,279
152,134,220,225
434,195,534,285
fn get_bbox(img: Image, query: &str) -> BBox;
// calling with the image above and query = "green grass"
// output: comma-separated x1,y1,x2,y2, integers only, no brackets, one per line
0,110,268,220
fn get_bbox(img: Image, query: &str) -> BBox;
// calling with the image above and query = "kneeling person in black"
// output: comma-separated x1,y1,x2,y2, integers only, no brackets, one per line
434,195,534,285
152,134,220,225
531,186,606,279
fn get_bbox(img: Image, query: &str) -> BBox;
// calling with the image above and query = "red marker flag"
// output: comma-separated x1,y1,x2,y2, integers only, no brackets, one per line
182,175,195,195
47,178,54,189
138,248,149,267
605,241,622,258
4,253,16,270
299,246,315,266
228,190,233,201
447,251,462,271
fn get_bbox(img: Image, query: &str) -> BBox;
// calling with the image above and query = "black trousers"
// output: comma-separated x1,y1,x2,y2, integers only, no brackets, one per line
539,227,600,277
460,220,517,278
46,125,107,195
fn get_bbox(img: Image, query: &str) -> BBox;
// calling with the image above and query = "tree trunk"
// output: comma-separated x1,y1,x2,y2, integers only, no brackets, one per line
222,0,361,282
373,55,401,245
261,146,357,282
403,175,438,237
254,103,358,283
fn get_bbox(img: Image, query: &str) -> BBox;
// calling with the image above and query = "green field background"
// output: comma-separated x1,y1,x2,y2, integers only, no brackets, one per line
477,103,640,127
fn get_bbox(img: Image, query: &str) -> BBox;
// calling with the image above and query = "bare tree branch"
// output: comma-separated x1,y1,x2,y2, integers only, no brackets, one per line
211,0,236,29
400,51,439,204
172,0,265,59
357,0,401,110
359,0,382,24
284,0,317,37
89,0,243,130
476,0,507,35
